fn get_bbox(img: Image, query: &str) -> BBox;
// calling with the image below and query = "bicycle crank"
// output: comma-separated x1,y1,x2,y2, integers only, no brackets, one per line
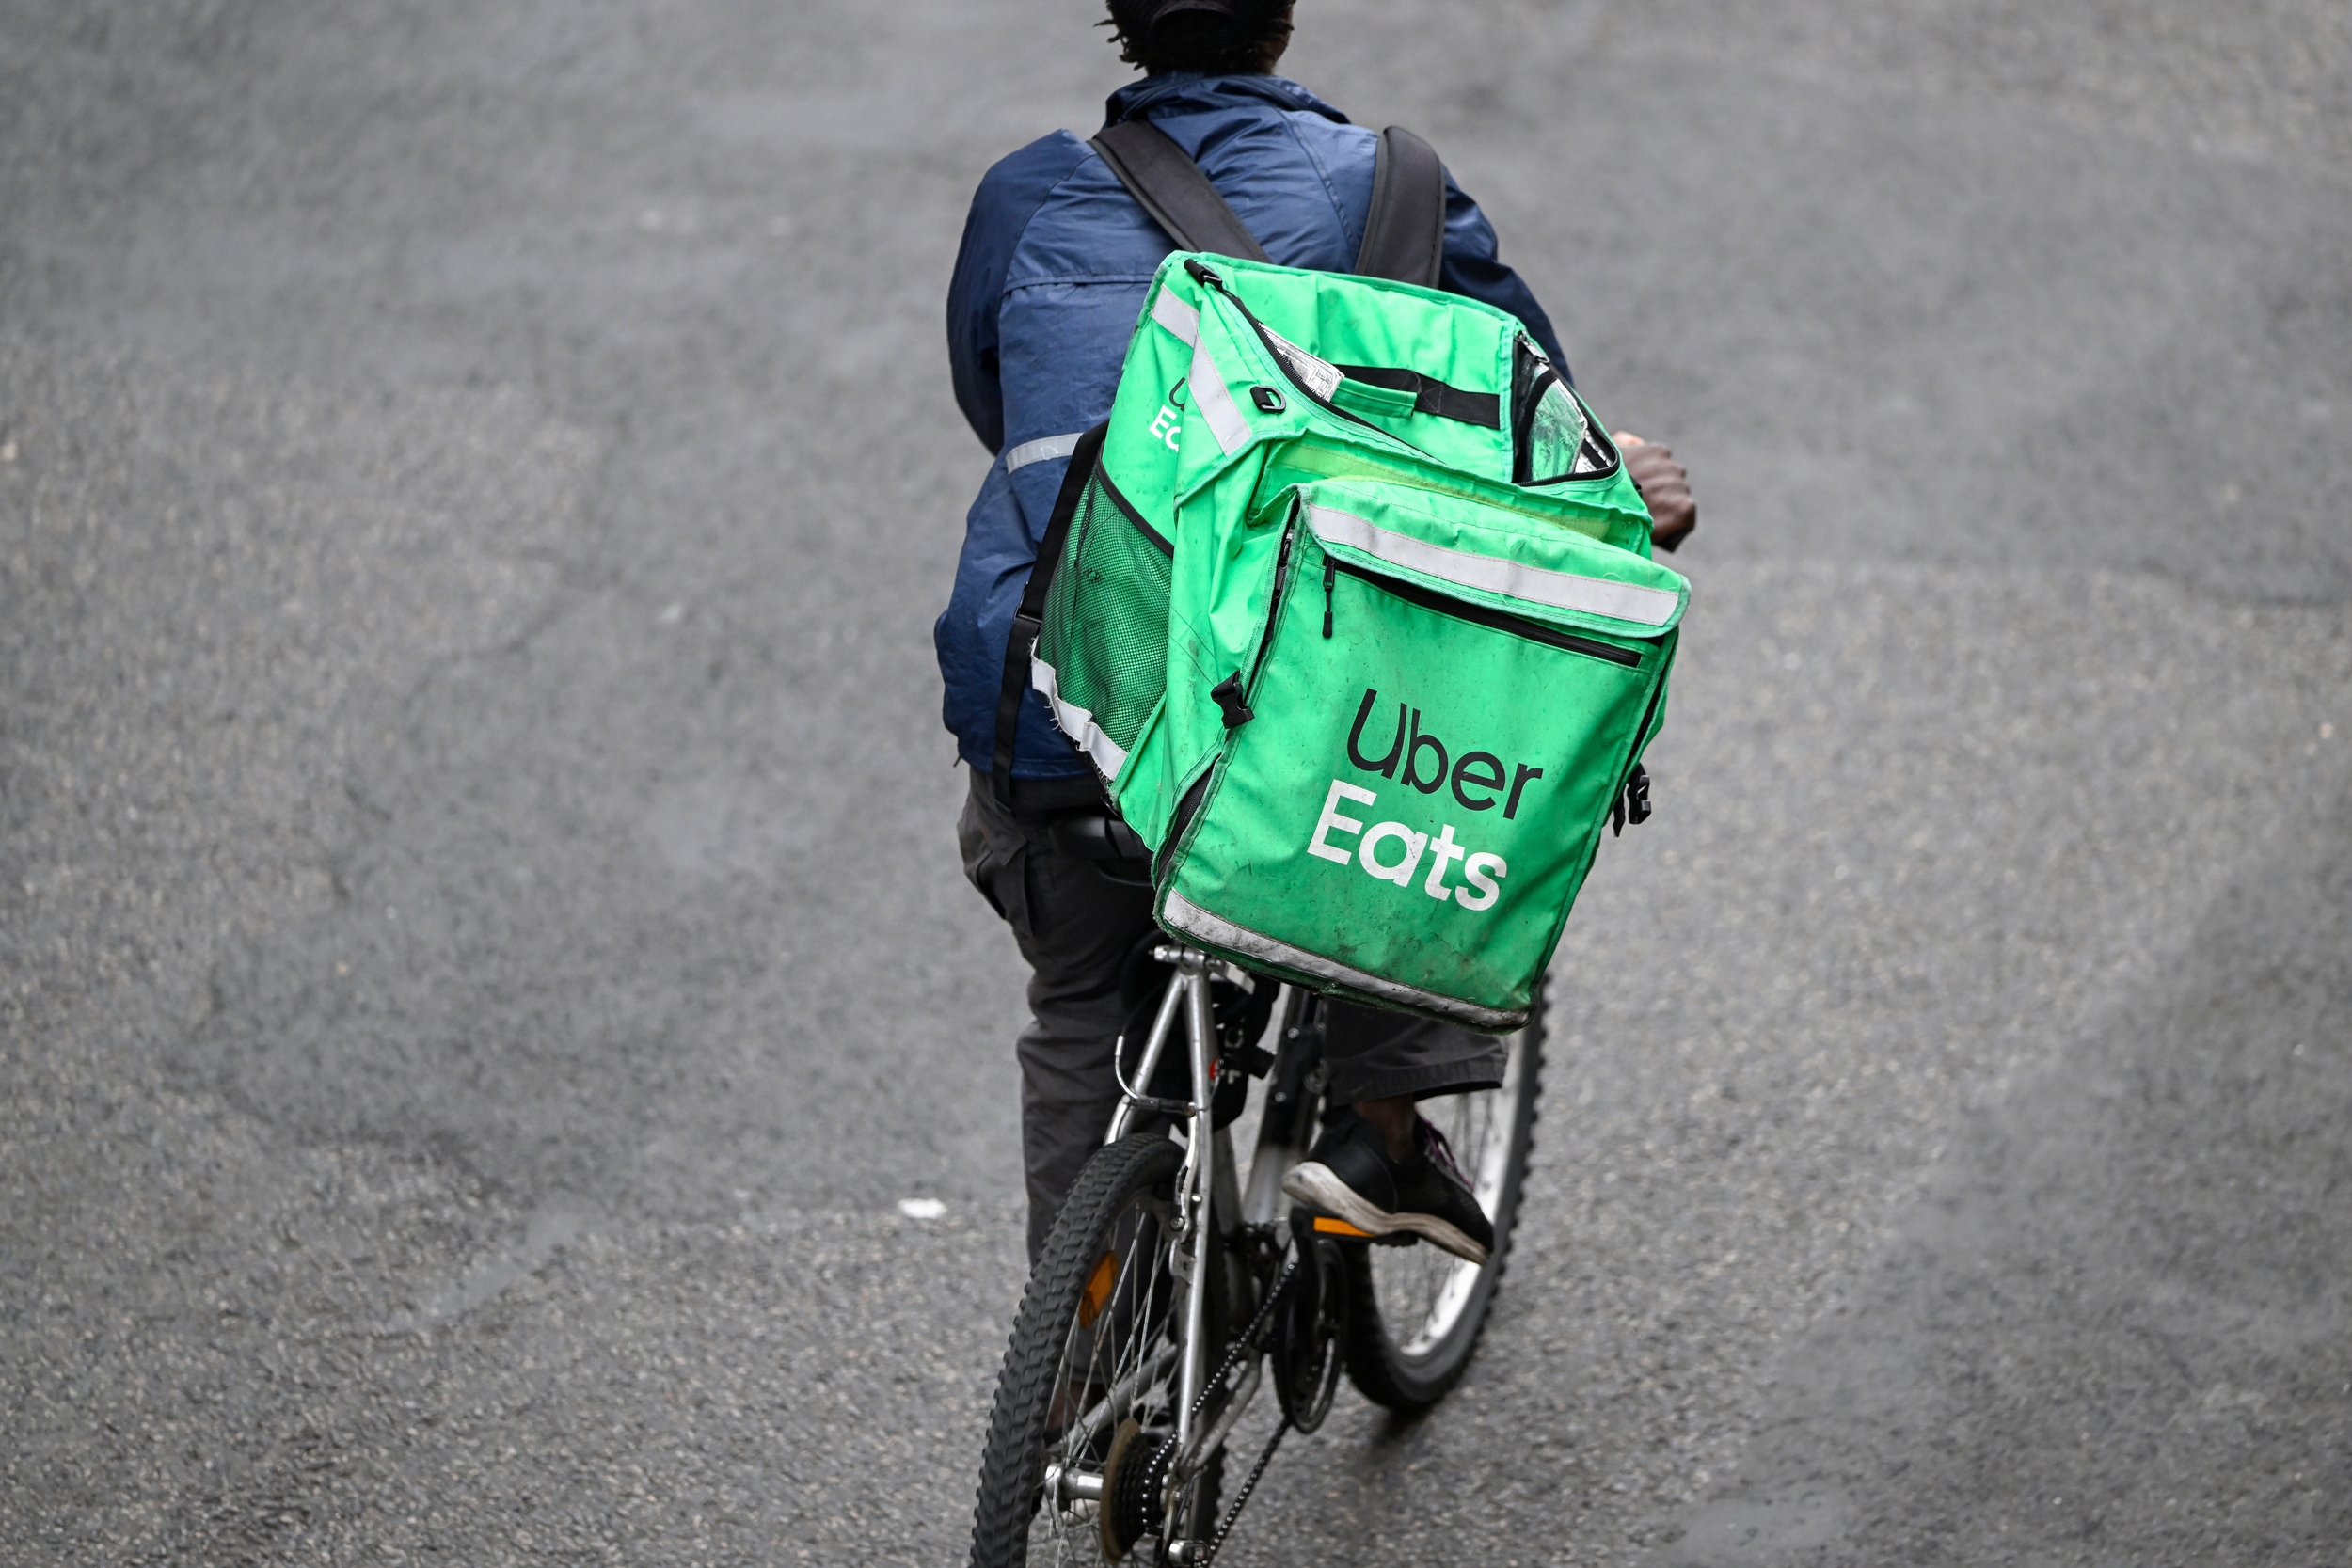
1275,1211,1346,1433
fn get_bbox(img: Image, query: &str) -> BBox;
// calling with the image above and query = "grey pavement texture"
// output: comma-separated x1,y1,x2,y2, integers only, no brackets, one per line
1,1,2346,1564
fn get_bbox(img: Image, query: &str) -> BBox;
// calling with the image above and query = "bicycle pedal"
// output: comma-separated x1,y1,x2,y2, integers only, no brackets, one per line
1310,1215,1375,1240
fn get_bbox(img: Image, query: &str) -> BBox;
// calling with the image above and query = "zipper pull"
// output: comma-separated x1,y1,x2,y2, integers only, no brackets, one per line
1322,560,1336,639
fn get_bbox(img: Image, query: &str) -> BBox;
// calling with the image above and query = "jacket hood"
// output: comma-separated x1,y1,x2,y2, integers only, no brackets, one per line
1104,71,1352,129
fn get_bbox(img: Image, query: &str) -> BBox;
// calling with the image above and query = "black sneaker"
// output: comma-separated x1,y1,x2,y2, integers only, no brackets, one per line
1280,1112,1494,1264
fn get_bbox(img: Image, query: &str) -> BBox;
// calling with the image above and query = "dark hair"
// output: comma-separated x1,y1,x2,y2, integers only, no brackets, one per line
1104,1,1295,76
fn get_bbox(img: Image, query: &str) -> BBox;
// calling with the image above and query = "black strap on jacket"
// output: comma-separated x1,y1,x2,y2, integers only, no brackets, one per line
1090,119,1273,264
1355,126,1447,287
992,420,1111,808
1089,119,1447,286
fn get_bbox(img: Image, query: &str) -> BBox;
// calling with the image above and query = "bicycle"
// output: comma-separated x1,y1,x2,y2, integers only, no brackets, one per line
967,943,1546,1566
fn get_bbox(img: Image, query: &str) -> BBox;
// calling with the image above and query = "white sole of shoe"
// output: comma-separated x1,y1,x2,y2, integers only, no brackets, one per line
1280,1162,1489,1266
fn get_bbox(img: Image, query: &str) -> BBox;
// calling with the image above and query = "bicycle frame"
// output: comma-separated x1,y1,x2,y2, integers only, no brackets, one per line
1100,943,1316,1546
1023,942,1531,1566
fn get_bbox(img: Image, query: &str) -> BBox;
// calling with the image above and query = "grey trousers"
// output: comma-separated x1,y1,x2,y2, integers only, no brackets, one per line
958,771,1506,1260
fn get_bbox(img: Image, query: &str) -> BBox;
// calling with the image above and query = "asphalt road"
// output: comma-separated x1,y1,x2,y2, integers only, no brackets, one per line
3,2,2347,1563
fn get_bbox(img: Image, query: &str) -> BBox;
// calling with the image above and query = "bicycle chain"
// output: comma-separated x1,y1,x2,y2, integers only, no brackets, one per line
1197,1417,1290,1567
1184,1250,1297,1426
1168,1247,1301,1565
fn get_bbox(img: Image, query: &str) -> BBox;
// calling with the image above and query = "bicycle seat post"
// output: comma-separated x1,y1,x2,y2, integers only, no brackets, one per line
1104,947,1196,1145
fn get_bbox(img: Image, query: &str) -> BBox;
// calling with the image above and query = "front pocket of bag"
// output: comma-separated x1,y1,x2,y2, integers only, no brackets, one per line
1164,538,1661,1014
1320,557,1643,668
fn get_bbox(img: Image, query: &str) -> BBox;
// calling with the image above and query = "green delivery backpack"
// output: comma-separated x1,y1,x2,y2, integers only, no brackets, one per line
996,126,1689,1032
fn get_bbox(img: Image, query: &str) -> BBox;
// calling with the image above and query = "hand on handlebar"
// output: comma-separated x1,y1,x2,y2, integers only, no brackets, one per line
1613,433,1695,552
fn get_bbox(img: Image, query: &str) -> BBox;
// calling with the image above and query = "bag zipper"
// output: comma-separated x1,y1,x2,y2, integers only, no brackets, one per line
1161,514,1298,879
1511,362,1558,481
1153,753,1232,887
1511,342,1623,486
1624,667,1666,756
1098,462,1173,556
1325,556,1644,668
1244,514,1299,695
1610,674,1669,834
1183,260,1433,459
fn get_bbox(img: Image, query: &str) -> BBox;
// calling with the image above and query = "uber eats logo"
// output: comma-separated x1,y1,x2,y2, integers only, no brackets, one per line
1146,378,1187,451
1343,689,1545,816
1304,689,1541,912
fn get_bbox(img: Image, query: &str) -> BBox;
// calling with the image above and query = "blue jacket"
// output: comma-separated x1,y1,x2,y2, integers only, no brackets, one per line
937,72,1573,782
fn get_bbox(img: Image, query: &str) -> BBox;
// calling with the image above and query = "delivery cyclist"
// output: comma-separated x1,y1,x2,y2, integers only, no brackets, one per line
937,0,1694,1268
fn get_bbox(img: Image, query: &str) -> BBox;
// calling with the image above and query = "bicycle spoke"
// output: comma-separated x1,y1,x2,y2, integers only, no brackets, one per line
1029,1184,1193,1563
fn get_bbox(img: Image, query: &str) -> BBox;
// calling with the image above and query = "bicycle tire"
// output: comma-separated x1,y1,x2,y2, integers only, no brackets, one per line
969,1132,1226,1567
1339,979,1546,1411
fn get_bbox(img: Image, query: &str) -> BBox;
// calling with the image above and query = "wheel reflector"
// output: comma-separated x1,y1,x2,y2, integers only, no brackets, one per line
1079,1250,1119,1327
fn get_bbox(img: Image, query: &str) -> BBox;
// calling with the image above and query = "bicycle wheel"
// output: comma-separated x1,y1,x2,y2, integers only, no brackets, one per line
969,1133,1226,1567
1340,979,1545,1410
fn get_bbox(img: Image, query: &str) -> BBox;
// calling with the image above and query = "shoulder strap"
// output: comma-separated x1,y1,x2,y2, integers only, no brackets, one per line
992,420,1112,805
1090,119,1272,263
1095,118,1448,288
1354,126,1446,288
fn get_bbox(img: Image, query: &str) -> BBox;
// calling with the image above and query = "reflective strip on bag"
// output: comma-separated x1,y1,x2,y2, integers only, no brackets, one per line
1150,287,1248,456
1030,650,1128,780
1306,504,1681,628
1160,893,1526,1032
1150,289,1200,345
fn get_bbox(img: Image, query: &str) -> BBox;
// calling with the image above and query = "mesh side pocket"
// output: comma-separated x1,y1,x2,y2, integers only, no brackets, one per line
1036,468,1173,772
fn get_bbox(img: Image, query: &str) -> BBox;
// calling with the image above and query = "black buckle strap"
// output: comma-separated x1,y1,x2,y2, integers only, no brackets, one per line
1209,672,1256,730
1610,764,1654,836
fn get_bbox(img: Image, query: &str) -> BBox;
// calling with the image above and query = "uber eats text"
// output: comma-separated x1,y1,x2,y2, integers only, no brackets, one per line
1304,689,1537,911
